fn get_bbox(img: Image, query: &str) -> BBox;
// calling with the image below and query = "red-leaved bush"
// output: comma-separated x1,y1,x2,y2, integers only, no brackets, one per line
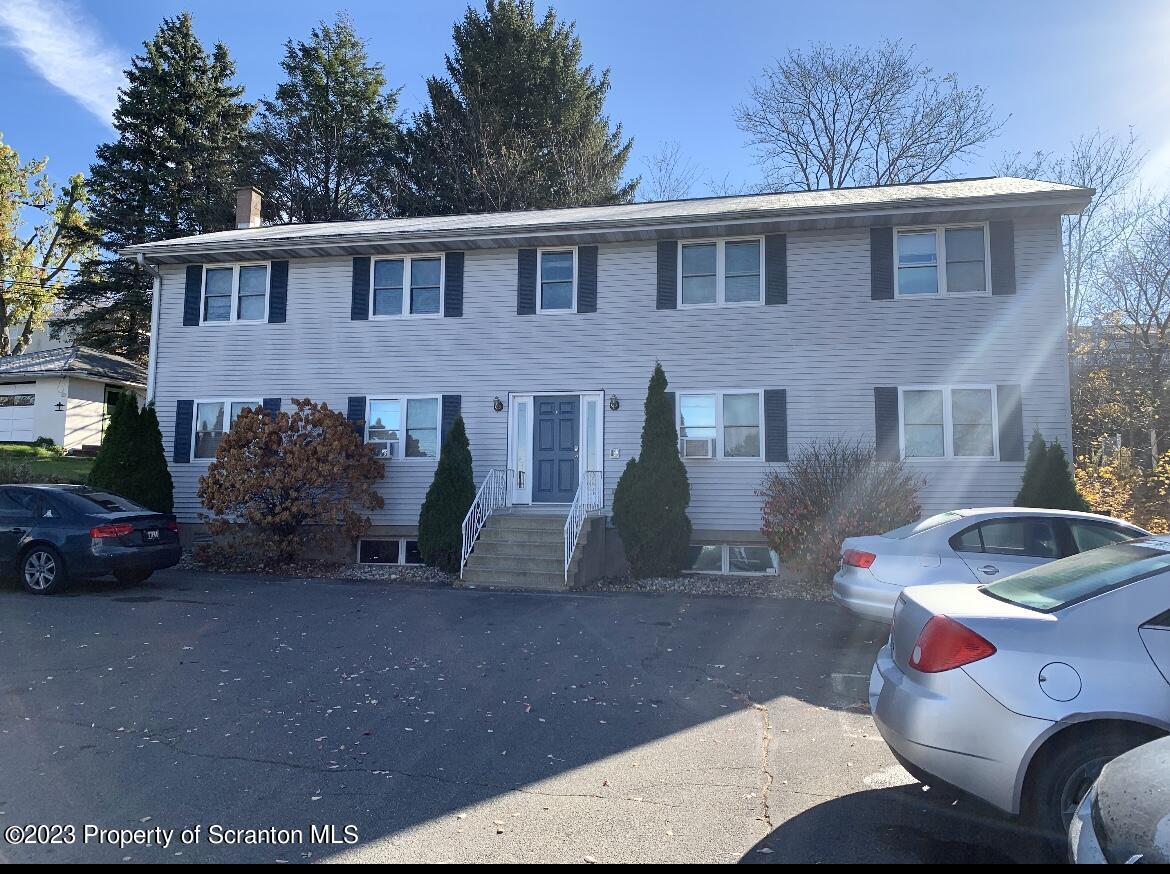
759,439,923,583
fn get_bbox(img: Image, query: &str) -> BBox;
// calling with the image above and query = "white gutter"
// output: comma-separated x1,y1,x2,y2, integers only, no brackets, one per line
138,254,161,404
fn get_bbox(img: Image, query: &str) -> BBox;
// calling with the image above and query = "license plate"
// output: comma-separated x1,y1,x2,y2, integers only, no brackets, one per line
145,529,159,541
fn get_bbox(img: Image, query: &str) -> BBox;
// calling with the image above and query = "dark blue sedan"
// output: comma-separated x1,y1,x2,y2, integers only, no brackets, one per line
1,485,182,594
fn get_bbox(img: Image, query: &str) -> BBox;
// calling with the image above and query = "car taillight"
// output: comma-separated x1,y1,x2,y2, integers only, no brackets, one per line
842,548,877,568
909,616,996,673
91,522,134,539
167,520,179,532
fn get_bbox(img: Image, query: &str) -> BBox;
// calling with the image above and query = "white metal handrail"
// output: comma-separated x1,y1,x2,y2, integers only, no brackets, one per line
461,468,510,578
564,470,604,581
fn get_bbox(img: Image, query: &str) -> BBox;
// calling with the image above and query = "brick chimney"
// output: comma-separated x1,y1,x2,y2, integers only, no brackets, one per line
235,187,262,229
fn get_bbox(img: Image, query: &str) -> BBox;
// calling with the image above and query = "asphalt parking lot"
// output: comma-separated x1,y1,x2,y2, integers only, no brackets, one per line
0,570,1050,863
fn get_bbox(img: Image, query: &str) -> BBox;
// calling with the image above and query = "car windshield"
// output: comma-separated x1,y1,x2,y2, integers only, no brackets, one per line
983,541,1170,612
881,512,962,539
63,489,145,514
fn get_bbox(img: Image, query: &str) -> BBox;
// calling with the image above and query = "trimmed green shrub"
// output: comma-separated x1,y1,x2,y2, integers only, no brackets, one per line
759,438,923,583
89,392,138,494
1016,432,1089,511
417,416,475,572
129,403,174,512
612,363,693,578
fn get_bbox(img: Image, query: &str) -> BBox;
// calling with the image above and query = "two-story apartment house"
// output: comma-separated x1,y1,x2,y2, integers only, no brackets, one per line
123,177,1091,583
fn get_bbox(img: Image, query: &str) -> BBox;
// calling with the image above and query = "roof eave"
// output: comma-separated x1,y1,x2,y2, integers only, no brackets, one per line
121,189,1093,264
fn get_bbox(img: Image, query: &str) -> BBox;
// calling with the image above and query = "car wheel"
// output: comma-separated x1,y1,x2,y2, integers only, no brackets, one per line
1024,728,1154,845
20,546,68,595
114,569,152,585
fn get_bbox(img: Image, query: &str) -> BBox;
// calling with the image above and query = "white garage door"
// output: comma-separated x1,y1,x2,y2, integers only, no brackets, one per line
0,392,36,441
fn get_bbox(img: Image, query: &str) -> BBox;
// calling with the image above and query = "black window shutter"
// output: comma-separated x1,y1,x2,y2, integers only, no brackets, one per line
262,397,281,416
763,389,788,462
870,228,894,300
577,245,598,313
347,396,367,437
268,260,289,323
656,241,678,309
441,394,462,446
444,251,464,317
351,257,370,320
764,234,787,305
997,384,1024,461
173,400,194,463
990,221,1016,295
874,387,900,461
517,249,537,315
183,265,202,326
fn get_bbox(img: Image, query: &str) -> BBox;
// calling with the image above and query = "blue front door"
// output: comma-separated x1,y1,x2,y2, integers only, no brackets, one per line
533,396,579,503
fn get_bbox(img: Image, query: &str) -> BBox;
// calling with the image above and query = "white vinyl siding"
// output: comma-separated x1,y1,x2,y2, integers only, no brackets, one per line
152,216,1070,529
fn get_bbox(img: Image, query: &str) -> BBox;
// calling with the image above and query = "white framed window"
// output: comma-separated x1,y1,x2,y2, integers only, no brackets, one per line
357,538,422,565
895,223,990,297
371,255,444,318
201,264,270,323
687,543,777,575
677,390,763,459
678,238,763,307
192,399,261,459
537,247,576,312
899,385,998,460
365,396,441,459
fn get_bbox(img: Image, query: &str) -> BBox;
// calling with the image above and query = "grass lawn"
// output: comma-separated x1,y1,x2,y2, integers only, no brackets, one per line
0,443,93,483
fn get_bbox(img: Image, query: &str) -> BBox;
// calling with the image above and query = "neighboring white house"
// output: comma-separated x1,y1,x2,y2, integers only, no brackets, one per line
124,177,1091,579
0,346,146,450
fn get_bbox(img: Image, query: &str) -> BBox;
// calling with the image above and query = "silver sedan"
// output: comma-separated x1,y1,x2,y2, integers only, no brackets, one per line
869,537,1170,846
833,507,1147,622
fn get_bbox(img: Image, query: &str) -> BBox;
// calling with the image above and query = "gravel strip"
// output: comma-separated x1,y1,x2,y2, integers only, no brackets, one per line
582,571,831,601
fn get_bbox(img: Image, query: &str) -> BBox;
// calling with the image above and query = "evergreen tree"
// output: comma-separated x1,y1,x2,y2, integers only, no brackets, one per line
612,363,692,578
1015,432,1090,511
417,417,475,572
398,0,637,216
89,393,138,494
54,14,252,362
250,13,404,222
1015,430,1049,507
129,403,174,512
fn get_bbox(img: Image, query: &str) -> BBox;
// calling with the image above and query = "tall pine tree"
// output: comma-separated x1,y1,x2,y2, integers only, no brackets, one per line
399,0,637,216
54,14,252,362
250,13,404,223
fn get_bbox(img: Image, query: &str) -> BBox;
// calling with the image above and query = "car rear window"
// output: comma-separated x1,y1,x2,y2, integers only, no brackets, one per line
881,512,962,540
62,490,145,514
983,542,1170,612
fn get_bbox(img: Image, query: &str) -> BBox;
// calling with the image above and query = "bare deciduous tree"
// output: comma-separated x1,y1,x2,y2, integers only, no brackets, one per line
1098,197,1170,464
640,141,701,201
735,40,1004,191
998,129,1144,328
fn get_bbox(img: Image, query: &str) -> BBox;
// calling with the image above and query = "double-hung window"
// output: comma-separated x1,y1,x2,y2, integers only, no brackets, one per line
900,386,997,459
895,224,989,297
193,399,261,459
678,390,763,459
679,239,762,307
202,264,269,323
371,255,443,318
366,397,440,459
538,248,576,311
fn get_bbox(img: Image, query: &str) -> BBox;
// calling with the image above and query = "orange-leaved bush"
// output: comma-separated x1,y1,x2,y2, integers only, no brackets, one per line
759,438,923,584
196,398,384,568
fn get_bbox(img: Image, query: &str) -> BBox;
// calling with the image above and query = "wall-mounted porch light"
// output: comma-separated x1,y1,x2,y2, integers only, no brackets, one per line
492,396,504,413
608,394,620,411
53,401,65,412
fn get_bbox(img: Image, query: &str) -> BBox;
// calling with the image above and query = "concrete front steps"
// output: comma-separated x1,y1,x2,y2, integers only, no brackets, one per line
461,509,585,591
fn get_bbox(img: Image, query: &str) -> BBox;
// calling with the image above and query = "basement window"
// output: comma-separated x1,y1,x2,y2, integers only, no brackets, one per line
358,538,421,566
686,544,776,575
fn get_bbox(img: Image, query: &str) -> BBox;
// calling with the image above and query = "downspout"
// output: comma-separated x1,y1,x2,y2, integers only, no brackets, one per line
137,253,161,405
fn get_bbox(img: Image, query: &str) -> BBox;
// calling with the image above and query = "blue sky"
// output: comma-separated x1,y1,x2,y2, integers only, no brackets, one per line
2,0,1169,196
